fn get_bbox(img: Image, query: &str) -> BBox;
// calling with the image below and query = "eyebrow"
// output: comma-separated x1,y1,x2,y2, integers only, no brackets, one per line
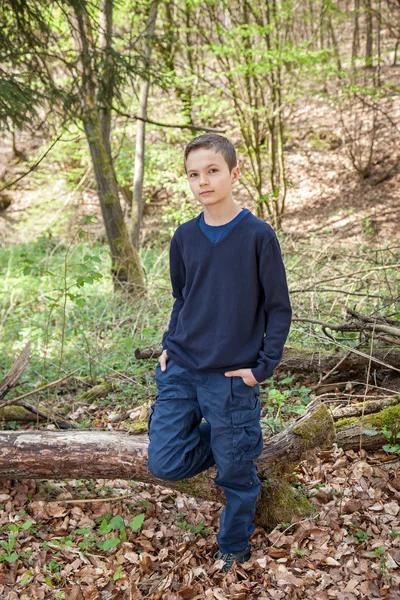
187,163,220,174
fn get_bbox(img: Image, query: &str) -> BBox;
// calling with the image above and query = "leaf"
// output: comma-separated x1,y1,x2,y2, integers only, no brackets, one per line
383,444,400,454
104,515,125,533
19,570,33,585
363,429,379,436
130,513,145,531
74,528,92,535
5,552,18,563
278,376,294,384
102,537,120,551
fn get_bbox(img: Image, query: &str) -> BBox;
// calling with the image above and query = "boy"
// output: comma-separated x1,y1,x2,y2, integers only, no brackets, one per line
147,134,292,571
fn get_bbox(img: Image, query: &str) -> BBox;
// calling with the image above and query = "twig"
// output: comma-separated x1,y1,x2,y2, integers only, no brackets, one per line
289,263,400,293
0,133,64,192
269,513,322,548
12,400,75,429
315,381,399,395
316,350,353,385
115,109,225,134
293,316,400,338
48,491,139,505
0,368,81,409
360,323,376,452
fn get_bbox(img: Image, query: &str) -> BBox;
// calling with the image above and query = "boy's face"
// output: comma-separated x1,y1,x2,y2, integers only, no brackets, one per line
185,148,240,209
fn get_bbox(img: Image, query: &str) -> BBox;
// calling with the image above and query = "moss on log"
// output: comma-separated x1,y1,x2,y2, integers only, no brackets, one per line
335,404,400,450
255,480,314,529
0,405,38,422
77,382,116,403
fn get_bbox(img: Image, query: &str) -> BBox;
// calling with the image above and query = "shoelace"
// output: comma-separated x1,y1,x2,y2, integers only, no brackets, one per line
213,551,232,562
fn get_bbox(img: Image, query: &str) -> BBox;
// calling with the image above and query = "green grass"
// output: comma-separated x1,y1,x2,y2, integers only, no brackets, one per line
0,232,172,412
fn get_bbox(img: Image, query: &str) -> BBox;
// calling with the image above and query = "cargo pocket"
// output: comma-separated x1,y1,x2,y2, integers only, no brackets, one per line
231,398,263,461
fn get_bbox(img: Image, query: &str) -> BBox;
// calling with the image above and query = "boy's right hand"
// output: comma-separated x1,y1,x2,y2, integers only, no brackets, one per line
159,350,169,372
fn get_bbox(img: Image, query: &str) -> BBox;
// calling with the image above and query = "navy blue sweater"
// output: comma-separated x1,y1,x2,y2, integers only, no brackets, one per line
162,211,292,383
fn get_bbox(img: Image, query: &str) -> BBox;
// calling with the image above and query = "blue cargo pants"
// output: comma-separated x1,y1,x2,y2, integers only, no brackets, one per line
147,358,263,554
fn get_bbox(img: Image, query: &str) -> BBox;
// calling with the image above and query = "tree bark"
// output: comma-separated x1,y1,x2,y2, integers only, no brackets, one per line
83,114,144,294
364,0,373,67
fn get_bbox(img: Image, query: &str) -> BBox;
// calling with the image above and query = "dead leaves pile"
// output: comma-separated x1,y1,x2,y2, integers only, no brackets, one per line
0,446,399,600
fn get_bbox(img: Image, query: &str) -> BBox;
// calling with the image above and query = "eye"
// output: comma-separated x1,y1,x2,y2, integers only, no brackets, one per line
210,169,218,173
189,173,197,178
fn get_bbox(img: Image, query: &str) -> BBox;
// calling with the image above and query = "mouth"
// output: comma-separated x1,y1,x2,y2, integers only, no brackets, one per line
200,190,214,196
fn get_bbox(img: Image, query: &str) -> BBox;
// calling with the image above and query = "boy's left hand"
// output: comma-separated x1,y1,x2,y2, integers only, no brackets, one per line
224,368,258,387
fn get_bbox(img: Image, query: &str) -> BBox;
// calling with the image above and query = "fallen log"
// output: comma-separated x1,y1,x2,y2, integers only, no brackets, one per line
135,345,400,374
331,396,399,419
334,401,400,451
2,397,399,529
0,401,334,529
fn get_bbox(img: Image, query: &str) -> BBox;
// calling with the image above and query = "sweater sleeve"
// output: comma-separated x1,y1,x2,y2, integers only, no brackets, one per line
162,234,186,351
251,234,292,383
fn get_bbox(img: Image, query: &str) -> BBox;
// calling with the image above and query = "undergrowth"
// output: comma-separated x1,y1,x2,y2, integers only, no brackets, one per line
0,216,398,431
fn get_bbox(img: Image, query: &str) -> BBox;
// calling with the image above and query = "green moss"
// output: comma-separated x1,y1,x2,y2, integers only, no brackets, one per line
78,382,114,402
255,479,315,530
336,404,400,435
0,405,37,421
173,472,219,503
292,403,334,448
353,396,400,408
335,416,358,428
128,420,149,433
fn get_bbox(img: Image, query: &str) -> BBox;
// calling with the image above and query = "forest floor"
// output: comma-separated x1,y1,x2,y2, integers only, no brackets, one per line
0,96,400,598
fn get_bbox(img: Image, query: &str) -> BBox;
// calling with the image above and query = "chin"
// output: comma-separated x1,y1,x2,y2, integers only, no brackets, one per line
198,196,221,206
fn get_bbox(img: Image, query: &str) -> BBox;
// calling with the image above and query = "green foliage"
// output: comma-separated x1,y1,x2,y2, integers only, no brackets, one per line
352,528,373,544
176,513,212,536
130,513,145,532
0,520,35,563
261,377,312,433
362,425,400,455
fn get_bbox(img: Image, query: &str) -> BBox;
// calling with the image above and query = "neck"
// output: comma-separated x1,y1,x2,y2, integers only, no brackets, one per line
203,201,242,226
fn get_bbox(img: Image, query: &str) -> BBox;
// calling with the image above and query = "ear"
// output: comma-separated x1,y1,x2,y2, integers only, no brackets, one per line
231,165,241,184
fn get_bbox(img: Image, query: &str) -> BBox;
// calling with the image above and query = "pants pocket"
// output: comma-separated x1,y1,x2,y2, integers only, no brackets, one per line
231,399,263,461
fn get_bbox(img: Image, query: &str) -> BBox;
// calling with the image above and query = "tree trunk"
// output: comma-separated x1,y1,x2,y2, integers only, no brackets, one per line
69,0,145,296
83,115,145,295
364,0,373,67
0,402,334,529
131,0,159,249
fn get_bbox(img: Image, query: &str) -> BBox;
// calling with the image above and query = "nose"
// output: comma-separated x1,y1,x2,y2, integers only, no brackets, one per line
199,174,209,186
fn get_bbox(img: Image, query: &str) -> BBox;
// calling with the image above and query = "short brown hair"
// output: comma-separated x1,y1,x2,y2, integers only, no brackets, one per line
184,134,237,173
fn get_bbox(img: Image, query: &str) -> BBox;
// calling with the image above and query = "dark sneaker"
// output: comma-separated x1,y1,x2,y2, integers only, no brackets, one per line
213,545,251,571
